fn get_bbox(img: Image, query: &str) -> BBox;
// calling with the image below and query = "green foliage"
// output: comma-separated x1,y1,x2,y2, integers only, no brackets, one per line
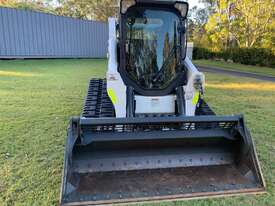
55,0,119,21
230,48,275,67
188,6,211,48
193,47,275,67
0,0,55,14
204,0,275,50
193,47,215,59
0,0,118,21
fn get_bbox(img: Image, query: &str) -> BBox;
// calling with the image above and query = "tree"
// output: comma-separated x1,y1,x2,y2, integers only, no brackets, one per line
55,0,119,21
188,6,211,48
205,0,274,50
0,0,119,21
0,0,55,14
205,0,235,50
231,0,274,48
0,0,15,5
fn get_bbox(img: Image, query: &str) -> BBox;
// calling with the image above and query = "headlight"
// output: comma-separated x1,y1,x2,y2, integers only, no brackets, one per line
121,0,136,14
193,75,203,90
174,2,188,18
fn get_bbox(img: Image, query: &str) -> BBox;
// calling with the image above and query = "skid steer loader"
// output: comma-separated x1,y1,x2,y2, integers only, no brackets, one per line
60,1,265,205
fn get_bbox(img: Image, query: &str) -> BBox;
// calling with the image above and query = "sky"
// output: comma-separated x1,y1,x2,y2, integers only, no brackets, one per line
49,0,205,9
187,0,205,9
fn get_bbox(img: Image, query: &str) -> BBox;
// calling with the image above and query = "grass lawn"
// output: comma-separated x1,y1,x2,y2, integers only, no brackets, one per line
0,59,275,206
194,59,275,77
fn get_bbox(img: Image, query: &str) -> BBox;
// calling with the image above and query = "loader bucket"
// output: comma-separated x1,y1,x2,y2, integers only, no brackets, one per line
60,115,265,205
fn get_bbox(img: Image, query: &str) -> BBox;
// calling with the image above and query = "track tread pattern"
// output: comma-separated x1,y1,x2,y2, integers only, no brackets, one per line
82,79,115,118
196,100,215,115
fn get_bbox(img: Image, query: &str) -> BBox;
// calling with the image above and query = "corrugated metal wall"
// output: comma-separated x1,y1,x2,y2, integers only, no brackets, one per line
0,7,108,58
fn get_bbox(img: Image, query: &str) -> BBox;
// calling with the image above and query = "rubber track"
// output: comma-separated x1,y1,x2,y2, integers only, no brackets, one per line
82,79,115,118
196,100,215,115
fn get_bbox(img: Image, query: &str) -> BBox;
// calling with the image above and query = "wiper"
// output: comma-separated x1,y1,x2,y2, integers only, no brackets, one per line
152,44,179,83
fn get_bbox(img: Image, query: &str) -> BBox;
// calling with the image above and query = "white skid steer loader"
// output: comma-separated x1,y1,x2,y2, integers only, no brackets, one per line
60,1,265,205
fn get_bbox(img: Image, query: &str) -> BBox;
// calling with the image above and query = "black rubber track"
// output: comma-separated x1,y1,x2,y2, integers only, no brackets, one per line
195,100,215,116
82,79,115,118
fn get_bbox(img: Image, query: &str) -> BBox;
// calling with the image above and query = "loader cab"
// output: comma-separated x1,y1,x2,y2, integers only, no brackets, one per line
119,0,189,96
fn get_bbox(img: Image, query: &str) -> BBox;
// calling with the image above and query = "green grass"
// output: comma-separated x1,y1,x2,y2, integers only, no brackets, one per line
194,59,275,77
0,59,275,206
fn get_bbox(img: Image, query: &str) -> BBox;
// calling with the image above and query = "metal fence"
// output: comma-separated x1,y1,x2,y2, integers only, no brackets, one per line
0,7,108,58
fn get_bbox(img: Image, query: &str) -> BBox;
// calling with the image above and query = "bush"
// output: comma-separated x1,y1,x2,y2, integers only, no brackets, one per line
193,47,275,68
193,47,215,60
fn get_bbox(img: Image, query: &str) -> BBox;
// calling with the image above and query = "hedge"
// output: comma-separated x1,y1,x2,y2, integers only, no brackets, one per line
193,47,275,68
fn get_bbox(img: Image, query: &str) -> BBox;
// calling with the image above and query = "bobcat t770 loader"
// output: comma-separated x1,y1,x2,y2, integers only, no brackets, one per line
60,1,265,205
